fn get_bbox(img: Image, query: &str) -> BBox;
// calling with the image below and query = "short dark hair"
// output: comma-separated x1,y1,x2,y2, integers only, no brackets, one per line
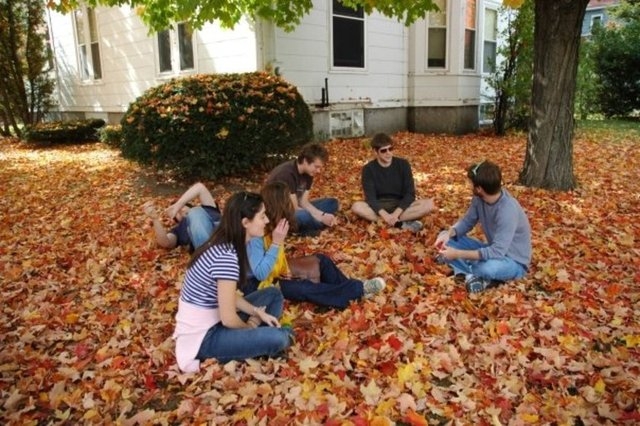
297,142,328,165
370,133,393,150
467,160,502,195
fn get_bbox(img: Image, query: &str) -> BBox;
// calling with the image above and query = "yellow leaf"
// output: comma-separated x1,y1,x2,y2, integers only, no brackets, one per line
65,313,80,324
594,378,606,393
298,357,319,374
521,413,539,423
397,363,415,386
624,335,640,347
216,127,229,139
360,379,381,405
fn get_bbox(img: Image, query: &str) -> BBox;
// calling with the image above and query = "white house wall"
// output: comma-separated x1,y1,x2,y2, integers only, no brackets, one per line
270,0,408,108
46,0,499,134
47,6,258,118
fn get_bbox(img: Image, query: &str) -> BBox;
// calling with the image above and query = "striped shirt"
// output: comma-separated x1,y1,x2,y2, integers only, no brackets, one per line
180,243,240,308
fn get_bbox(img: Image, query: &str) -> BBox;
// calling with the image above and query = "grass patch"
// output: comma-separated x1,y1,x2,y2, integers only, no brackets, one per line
576,117,640,139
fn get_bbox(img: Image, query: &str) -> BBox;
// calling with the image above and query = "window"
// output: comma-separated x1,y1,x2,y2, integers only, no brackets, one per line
464,0,477,70
157,23,194,74
73,7,101,80
427,0,447,68
483,8,497,73
590,14,603,33
332,0,365,68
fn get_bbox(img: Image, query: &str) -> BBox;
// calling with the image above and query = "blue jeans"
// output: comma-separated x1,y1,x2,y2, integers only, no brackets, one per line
444,234,527,281
246,254,364,310
196,287,292,363
186,207,219,249
295,198,339,235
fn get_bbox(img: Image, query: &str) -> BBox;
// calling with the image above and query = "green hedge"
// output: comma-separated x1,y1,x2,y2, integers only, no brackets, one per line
24,119,105,144
120,72,313,179
99,124,123,148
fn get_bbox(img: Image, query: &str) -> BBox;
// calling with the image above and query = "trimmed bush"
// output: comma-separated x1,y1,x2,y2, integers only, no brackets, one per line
120,72,313,179
99,124,123,148
24,119,105,144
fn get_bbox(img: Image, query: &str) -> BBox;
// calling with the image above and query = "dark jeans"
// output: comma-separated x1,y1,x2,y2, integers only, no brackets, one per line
246,254,364,310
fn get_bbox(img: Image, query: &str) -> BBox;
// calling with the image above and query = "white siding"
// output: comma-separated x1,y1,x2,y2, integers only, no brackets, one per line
270,0,408,108
47,6,258,114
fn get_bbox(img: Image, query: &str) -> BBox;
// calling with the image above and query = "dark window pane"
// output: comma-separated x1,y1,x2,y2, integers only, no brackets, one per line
483,41,495,73
91,43,102,79
333,17,364,68
178,23,194,70
428,28,446,68
464,29,475,69
157,30,172,72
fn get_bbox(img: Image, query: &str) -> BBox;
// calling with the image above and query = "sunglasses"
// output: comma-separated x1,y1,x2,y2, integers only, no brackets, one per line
377,146,394,154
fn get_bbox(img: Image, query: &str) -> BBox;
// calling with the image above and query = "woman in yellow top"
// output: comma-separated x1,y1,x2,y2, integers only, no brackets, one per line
245,182,385,309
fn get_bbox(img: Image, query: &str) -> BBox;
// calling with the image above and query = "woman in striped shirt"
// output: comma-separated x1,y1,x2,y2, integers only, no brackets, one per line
173,192,292,373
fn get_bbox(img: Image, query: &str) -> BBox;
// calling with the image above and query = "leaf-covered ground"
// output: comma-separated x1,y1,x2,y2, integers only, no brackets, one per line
1,130,639,425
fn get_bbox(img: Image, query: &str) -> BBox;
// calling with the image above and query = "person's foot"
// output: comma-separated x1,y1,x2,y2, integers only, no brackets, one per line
465,275,492,293
363,277,386,297
401,220,423,233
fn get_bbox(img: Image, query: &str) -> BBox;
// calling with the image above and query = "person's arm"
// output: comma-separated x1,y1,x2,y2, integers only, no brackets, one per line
362,164,381,214
299,190,336,226
166,182,217,219
248,237,281,280
398,160,417,211
217,280,281,328
143,201,178,249
478,203,519,260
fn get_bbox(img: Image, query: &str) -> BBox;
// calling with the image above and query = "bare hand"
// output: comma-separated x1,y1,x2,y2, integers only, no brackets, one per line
272,219,289,245
438,246,457,261
165,203,181,221
321,213,337,227
143,201,159,219
380,210,398,227
254,306,281,328
434,230,450,250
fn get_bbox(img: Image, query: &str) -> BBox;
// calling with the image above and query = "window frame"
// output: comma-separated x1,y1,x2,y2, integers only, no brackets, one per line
155,22,196,77
589,14,603,34
73,7,102,82
482,7,497,74
330,0,366,71
426,0,448,70
464,0,477,71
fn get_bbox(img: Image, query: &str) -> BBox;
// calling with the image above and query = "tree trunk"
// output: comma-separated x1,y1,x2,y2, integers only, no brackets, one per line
518,0,589,190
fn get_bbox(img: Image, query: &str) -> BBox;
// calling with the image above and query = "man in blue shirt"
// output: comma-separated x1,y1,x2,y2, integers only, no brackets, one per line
434,161,532,293
143,182,221,252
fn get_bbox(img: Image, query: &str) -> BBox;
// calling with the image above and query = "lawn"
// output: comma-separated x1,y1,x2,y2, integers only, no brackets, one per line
1,128,639,425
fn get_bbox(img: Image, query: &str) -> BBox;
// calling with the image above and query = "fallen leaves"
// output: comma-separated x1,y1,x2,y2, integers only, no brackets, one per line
1,129,639,424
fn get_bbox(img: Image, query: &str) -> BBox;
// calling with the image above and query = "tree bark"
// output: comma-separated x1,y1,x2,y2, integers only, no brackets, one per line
518,0,589,190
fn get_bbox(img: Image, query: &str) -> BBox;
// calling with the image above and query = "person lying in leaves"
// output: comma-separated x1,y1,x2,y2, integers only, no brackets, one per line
434,160,532,293
244,181,386,310
143,182,221,252
173,191,292,373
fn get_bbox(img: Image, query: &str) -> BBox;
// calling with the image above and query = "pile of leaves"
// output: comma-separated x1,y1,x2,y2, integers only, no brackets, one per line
0,130,638,424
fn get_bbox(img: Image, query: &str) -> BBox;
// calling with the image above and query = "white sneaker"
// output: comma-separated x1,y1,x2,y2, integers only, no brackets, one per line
363,277,386,297
401,220,423,233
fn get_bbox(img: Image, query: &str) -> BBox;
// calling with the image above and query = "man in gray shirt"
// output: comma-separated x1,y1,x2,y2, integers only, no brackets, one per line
434,160,531,293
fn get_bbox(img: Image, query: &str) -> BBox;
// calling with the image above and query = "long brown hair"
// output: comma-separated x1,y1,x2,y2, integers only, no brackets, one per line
260,181,297,234
189,191,263,287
